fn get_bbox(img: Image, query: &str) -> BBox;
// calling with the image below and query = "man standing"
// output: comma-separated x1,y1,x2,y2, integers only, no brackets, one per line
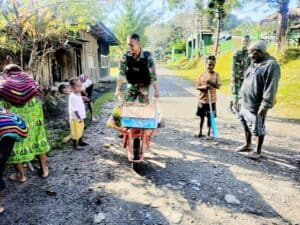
236,40,280,160
230,35,251,113
115,33,159,102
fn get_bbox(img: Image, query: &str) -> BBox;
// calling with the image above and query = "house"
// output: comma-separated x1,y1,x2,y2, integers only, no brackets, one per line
260,7,300,45
171,41,185,62
36,21,119,89
186,31,213,59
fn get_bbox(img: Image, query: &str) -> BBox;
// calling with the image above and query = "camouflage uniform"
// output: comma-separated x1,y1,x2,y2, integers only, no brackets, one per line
119,50,156,103
231,49,251,105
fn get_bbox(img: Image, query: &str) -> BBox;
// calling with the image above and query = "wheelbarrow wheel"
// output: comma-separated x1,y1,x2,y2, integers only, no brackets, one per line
132,138,141,171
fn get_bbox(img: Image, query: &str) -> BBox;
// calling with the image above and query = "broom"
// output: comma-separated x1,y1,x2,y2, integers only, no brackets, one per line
207,90,218,137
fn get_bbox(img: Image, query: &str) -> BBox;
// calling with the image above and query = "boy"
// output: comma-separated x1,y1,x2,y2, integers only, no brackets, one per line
68,78,89,149
196,55,221,138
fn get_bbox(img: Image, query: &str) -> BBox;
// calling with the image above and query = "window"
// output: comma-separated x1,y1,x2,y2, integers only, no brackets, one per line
101,55,110,68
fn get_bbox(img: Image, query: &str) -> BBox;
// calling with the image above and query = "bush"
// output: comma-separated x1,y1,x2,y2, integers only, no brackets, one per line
279,48,300,64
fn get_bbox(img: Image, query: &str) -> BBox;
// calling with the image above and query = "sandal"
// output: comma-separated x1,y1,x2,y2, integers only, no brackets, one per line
247,151,262,160
8,173,27,183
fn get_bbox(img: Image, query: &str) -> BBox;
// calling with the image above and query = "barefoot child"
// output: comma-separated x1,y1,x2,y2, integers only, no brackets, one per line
196,55,221,138
68,78,89,150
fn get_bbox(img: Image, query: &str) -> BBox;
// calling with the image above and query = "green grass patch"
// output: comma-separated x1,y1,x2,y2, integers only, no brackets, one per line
93,92,115,113
166,48,300,119
85,91,115,127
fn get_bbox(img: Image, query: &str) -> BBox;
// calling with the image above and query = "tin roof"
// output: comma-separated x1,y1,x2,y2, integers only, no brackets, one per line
90,21,120,46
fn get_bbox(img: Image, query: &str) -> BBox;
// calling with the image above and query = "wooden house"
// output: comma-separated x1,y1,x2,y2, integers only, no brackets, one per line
36,21,119,89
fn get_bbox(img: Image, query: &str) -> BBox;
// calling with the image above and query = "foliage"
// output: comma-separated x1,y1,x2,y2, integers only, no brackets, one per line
278,47,300,64
0,0,117,71
111,0,155,57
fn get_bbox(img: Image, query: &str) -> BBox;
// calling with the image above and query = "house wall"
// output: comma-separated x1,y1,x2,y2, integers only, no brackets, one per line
79,31,100,83
98,41,110,77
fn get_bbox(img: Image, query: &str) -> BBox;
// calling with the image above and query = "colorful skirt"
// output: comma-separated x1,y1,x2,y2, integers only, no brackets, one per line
0,97,50,164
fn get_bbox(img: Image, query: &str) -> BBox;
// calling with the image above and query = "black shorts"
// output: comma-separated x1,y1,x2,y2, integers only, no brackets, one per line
196,103,217,118
85,84,93,99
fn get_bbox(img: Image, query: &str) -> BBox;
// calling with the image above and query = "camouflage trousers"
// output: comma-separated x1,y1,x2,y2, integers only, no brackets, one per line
231,81,243,105
124,85,150,103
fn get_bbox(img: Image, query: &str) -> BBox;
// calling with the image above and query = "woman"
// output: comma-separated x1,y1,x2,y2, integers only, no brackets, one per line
80,73,96,121
0,106,28,213
0,64,50,182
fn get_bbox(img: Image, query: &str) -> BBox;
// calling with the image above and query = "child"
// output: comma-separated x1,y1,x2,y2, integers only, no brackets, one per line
68,78,89,149
196,55,221,138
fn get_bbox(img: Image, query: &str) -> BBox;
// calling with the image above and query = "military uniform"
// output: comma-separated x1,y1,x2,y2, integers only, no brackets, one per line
119,50,156,103
231,49,251,106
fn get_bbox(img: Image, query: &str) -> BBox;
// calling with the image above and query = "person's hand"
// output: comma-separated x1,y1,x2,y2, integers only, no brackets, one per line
82,96,90,102
258,107,268,117
154,90,160,99
115,90,123,102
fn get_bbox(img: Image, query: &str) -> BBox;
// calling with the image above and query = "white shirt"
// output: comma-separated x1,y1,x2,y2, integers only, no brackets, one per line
68,92,86,120
82,79,92,90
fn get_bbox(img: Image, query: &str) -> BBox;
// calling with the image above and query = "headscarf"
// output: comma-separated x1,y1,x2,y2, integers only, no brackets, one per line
79,73,88,83
0,106,28,141
0,71,41,106
249,40,267,53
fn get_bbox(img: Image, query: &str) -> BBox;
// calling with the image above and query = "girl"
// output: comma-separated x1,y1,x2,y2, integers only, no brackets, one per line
80,73,96,122
196,56,221,138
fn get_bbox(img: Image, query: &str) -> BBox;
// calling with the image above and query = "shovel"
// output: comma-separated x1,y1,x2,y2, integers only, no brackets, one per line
208,90,218,137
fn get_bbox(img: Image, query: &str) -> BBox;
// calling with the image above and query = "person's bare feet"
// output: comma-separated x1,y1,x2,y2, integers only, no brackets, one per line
0,193,4,214
8,173,27,183
247,151,262,160
41,166,49,178
236,144,253,152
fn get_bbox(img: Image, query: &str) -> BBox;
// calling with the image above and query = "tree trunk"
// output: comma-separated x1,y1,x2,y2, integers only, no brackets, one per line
214,12,221,56
276,1,289,50
28,41,38,72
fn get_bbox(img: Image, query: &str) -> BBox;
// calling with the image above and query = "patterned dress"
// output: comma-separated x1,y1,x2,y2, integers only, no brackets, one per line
0,72,50,164
0,98,50,163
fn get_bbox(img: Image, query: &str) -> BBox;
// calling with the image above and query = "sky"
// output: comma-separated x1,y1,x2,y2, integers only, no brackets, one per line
231,0,298,21
104,0,299,28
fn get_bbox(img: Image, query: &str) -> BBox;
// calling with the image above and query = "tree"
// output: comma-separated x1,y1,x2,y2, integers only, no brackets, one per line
261,0,290,49
111,0,155,56
207,0,227,56
0,0,117,73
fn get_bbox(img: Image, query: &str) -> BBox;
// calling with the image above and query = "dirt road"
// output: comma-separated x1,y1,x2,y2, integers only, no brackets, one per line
1,66,299,225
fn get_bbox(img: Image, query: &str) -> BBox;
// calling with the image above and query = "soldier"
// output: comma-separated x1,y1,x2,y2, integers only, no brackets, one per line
115,33,159,103
230,35,251,113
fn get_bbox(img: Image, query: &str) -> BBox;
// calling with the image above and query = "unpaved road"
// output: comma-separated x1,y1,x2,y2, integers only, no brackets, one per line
1,66,299,225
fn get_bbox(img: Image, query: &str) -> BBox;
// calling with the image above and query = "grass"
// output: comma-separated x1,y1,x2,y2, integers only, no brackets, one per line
85,91,115,127
166,49,300,119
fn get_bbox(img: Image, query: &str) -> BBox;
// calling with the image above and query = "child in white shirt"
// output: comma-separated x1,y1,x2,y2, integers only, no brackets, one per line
69,78,89,149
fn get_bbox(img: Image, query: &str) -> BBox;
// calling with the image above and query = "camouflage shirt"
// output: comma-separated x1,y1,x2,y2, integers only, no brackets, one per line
118,49,156,86
231,48,251,86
